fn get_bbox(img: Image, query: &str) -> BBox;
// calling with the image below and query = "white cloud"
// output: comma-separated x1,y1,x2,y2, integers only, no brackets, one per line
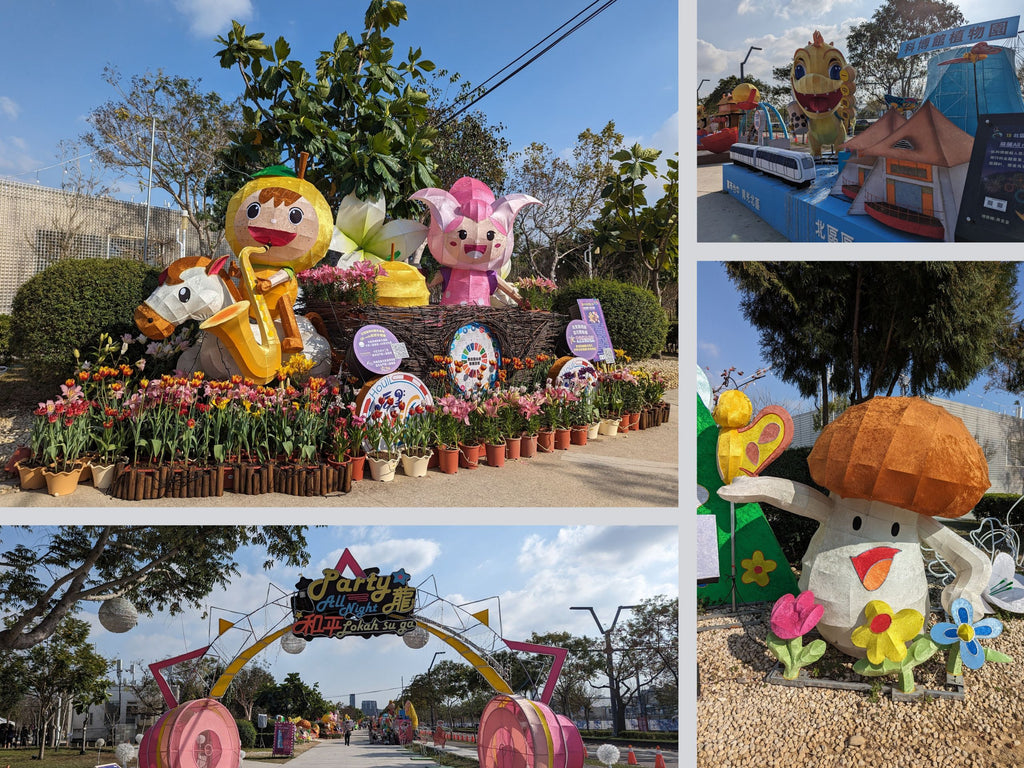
0,97,19,120
0,135,39,176
774,0,859,21
174,0,253,38
699,340,720,358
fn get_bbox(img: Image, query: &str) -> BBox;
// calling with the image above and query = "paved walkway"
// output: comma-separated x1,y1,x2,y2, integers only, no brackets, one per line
696,163,786,242
1,390,678,509
241,737,477,768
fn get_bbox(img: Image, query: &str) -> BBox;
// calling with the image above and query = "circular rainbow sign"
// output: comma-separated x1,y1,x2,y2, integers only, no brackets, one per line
448,322,501,393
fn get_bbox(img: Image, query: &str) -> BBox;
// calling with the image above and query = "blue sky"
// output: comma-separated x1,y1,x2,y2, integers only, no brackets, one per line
697,260,1024,416
696,0,1022,97
0,0,678,201
30,525,678,706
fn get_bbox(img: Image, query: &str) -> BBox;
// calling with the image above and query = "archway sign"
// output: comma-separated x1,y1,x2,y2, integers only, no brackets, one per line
142,549,585,768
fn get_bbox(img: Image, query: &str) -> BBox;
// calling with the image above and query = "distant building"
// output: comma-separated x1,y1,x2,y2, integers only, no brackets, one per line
0,179,206,314
360,700,379,716
68,683,174,746
350,694,356,709
792,395,1024,495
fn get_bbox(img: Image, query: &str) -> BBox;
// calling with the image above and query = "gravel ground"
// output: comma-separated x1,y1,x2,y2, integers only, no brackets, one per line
0,357,679,495
698,588,1024,768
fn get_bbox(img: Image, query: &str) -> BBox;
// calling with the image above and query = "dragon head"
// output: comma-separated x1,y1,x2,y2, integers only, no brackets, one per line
792,30,856,118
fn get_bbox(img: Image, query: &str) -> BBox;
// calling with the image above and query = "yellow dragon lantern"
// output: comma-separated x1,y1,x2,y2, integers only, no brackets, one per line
791,31,856,157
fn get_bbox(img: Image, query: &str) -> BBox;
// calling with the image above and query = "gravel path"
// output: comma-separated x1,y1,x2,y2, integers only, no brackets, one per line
698,596,1024,767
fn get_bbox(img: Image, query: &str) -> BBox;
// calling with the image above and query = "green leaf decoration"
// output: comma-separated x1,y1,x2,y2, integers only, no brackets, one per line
985,648,1013,664
796,638,826,666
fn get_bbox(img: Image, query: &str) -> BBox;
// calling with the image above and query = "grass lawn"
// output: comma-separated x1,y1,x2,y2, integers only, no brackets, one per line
0,740,322,767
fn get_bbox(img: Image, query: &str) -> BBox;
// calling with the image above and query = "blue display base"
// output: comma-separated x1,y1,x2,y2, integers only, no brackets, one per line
722,162,931,243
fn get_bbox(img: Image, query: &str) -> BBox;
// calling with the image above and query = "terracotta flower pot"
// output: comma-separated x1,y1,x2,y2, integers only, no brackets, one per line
437,445,459,474
458,442,481,469
427,447,441,469
570,426,588,446
520,434,538,458
505,436,522,460
484,442,506,468
347,452,367,481
553,428,571,450
537,430,555,453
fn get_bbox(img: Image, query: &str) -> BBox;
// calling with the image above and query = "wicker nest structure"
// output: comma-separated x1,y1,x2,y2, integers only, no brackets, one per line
304,301,570,384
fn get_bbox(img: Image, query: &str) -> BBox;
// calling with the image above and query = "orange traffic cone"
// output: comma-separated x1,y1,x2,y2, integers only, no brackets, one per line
627,745,638,765
654,746,666,768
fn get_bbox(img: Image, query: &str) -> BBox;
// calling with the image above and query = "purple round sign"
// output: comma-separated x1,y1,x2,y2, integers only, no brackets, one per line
565,320,599,360
352,324,404,375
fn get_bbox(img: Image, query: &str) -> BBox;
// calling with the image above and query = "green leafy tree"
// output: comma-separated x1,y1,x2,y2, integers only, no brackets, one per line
215,1,437,220
254,672,331,720
611,596,678,716
82,67,241,257
700,75,778,116
726,261,1018,426
221,661,275,721
595,147,678,306
846,0,966,103
19,617,110,760
427,71,511,192
0,526,310,651
525,632,603,718
508,121,623,282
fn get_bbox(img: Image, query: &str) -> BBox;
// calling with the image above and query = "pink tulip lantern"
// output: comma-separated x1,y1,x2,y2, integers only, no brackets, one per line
767,591,827,679
411,177,540,307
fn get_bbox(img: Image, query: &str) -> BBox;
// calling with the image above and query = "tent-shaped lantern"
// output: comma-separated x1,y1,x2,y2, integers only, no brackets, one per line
846,102,973,241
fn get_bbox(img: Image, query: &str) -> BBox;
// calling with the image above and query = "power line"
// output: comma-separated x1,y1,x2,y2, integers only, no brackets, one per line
437,0,622,127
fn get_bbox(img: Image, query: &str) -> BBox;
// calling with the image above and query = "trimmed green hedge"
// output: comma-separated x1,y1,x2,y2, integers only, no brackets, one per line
236,718,256,748
10,258,160,382
551,278,669,359
970,494,1024,527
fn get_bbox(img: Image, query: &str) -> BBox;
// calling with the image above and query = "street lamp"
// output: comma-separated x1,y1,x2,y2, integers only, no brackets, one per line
697,78,709,98
571,605,636,737
427,651,446,729
740,46,762,81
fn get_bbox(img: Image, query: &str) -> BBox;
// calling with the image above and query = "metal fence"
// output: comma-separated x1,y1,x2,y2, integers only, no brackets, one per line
0,179,205,314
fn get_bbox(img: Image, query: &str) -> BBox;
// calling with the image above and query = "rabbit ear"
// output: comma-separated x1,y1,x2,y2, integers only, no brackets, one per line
410,187,461,228
491,193,542,231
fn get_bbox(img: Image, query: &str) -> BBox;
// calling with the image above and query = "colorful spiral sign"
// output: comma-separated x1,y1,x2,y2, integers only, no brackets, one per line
448,322,501,393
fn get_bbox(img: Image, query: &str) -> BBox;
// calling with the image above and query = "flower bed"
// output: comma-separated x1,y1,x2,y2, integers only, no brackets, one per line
10,328,671,499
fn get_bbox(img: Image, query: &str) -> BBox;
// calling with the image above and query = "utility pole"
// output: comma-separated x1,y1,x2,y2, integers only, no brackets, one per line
571,605,636,737
427,651,446,728
740,47,762,81
142,115,156,264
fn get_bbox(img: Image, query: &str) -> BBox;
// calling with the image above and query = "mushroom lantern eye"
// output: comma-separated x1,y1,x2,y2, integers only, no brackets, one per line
891,522,900,537
852,516,862,531
458,230,468,240
289,207,304,225
178,286,191,303
246,202,261,219
486,231,496,241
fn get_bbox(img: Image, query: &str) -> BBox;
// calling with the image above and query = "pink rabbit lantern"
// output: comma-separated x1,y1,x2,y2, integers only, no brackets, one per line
411,177,541,306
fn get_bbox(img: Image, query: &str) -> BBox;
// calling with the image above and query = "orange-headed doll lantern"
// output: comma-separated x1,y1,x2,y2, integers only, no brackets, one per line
224,156,333,353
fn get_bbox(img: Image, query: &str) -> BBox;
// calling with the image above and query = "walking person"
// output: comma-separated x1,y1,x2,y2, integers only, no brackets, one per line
343,718,352,746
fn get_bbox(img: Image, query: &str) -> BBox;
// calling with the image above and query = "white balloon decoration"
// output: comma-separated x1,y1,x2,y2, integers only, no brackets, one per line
402,626,429,649
596,744,621,767
135,733,144,744
98,597,138,633
281,632,306,654
96,739,106,748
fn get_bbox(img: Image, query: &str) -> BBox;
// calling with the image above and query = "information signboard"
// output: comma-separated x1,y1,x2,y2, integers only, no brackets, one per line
955,113,1024,242
565,320,599,360
351,324,407,375
574,299,615,363
897,16,1018,58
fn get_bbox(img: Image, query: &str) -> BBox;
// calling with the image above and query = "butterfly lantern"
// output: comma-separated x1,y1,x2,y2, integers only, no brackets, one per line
712,389,793,483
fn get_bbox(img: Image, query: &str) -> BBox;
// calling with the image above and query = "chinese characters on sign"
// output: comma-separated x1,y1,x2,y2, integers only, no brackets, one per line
955,113,1024,241
291,565,418,640
897,16,1018,58
813,219,855,242
574,299,616,363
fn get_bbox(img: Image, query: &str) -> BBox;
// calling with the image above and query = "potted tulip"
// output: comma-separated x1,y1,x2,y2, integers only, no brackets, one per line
400,405,435,477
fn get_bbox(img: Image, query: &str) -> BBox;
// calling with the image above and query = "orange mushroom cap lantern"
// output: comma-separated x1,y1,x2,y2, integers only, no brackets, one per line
807,397,990,519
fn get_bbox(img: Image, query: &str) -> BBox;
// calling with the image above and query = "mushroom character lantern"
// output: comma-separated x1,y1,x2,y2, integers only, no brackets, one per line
411,177,540,307
719,397,992,658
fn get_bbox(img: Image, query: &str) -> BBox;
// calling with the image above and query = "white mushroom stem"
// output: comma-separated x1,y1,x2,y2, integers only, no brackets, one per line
717,475,833,524
918,515,993,618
